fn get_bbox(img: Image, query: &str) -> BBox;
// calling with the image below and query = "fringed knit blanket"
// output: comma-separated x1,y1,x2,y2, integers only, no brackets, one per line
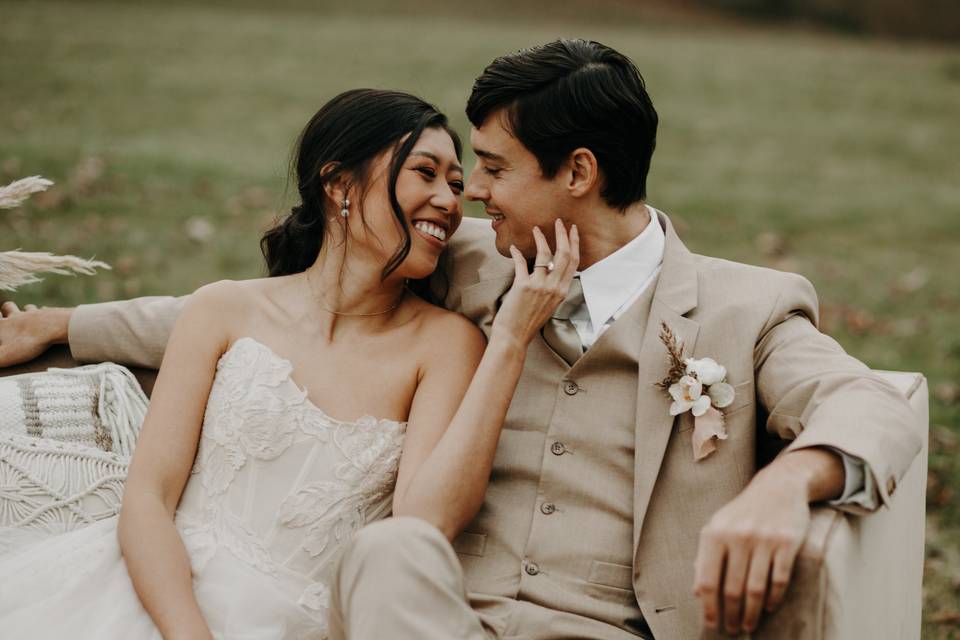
0,363,148,538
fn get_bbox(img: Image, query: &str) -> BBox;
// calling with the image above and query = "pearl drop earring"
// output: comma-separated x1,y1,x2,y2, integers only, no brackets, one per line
340,197,350,218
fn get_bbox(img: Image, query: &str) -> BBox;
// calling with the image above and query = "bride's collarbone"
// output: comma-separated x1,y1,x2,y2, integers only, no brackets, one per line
277,345,420,425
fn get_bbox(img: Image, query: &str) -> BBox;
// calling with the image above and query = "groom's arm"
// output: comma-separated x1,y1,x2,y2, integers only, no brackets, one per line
0,296,186,369
753,273,921,508
693,272,922,635
69,296,185,368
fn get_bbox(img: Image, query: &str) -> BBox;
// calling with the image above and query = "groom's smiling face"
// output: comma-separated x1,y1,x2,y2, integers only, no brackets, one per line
465,110,570,258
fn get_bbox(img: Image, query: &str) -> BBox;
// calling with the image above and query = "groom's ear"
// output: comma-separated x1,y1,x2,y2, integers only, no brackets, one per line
565,147,600,199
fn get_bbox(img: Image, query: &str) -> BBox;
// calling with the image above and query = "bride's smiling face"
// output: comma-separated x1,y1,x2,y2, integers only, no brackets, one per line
343,127,464,280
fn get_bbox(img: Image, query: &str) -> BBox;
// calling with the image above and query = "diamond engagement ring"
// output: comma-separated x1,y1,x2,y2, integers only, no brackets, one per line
534,261,555,272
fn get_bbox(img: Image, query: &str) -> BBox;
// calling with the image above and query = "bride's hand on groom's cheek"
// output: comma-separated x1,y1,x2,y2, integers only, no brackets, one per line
0,301,72,367
491,219,579,348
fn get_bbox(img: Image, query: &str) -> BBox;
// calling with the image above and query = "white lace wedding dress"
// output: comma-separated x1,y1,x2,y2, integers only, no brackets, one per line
0,337,407,639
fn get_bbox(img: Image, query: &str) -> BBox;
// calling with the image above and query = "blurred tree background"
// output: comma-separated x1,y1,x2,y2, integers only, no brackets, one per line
1,0,958,635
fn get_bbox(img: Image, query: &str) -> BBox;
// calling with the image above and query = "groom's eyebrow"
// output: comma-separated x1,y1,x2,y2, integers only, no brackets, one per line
474,149,506,163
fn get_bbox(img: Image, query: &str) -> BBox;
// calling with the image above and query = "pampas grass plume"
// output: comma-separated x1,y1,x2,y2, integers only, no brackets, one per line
0,176,55,209
0,251,111,292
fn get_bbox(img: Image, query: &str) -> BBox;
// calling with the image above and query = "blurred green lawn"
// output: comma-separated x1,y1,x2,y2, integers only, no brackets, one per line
2,0,959,635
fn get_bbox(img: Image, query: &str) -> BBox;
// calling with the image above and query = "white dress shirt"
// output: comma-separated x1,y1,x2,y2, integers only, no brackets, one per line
570,205,875,509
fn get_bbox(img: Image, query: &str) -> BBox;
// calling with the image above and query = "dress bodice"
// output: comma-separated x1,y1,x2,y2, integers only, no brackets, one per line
174,337,407,625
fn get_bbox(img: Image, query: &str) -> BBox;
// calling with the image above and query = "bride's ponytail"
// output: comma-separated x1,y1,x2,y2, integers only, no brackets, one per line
260,204,322,277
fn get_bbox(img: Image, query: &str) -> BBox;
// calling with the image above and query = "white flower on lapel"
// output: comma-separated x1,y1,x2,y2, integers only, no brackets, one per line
684,357,726,386
707,381,735,409
668,375,711,416
655,322,736,462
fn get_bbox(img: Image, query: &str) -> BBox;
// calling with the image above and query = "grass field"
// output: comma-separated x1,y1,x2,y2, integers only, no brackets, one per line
2,0,959,635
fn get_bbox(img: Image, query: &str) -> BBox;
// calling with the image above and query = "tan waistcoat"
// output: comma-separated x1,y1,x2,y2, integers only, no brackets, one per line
453,277,657,639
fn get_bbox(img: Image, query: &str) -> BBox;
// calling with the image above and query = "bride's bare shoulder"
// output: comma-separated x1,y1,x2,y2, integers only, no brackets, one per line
409,296,486,362
184,277,287,337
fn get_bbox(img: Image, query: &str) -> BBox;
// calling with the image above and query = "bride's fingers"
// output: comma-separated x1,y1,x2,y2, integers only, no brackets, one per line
551,219,572,279
550,222,579,285
531,226,552,275
566,224,580,278
509,245,528,282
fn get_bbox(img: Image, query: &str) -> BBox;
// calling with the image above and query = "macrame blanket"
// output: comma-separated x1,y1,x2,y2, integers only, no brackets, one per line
0,363,148,538
0,363,147,456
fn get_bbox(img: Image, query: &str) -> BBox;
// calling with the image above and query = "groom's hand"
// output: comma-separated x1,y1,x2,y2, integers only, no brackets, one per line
0,301,71,367
692,448,844,635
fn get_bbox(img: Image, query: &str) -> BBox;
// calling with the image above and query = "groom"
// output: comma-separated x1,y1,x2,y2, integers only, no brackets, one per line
0,40,920,639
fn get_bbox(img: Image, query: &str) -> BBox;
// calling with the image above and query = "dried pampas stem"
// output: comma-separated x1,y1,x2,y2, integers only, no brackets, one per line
0,176,55,209
0,251,111,292
655,320,688,390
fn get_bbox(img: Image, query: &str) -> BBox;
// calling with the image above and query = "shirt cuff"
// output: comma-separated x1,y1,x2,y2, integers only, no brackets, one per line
826,447,879,511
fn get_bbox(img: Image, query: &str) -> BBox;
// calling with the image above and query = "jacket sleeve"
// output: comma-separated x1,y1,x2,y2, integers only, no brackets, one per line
69,296,187,368
753,272,922,512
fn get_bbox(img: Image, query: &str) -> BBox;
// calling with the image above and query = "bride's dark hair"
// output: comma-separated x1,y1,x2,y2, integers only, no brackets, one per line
260,89,462,303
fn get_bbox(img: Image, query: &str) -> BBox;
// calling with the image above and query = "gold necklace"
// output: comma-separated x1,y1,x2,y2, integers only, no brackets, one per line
307,270,405,317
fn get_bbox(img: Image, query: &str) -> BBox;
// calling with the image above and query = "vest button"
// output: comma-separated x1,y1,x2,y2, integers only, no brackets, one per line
525,561,540,576
563,380,579,395
540,502,556,515
550,442,566,456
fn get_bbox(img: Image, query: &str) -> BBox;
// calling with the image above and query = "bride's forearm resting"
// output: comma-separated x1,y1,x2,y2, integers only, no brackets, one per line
118,492,212,639
393,334,528,540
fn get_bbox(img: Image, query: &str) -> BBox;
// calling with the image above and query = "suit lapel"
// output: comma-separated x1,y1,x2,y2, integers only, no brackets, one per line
632,211,701,554
459,267,513,338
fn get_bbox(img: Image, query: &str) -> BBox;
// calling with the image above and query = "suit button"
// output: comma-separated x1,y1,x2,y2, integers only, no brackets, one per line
525,562,540,576
550,442,566,456
887,477,896,495
540,502,556,515
563,380,579,395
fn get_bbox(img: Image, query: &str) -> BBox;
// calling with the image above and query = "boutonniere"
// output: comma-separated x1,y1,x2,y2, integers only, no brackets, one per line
655,322,735,461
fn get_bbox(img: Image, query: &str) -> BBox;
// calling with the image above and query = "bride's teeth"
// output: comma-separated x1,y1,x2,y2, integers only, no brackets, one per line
414,221,446,241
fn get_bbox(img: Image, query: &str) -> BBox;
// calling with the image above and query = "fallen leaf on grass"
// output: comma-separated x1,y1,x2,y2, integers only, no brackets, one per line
932,425,958,453
2,157,21,178
185,216,215,243
68,156,105,195
895,267,929,293
930,610,960,626
934,383,959,405
756,231,788,257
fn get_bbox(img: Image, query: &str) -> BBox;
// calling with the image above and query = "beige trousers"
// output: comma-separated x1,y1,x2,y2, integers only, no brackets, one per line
328,517,495,640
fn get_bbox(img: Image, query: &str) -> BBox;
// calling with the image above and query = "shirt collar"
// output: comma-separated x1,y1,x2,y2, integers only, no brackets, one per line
577,205,665,331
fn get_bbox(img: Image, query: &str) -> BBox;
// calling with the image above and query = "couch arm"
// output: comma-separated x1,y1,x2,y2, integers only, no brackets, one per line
0,345,159,396
757,372,928,640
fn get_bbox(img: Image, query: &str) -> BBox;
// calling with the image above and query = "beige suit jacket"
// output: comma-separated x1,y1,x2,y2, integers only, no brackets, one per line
68,212,922,639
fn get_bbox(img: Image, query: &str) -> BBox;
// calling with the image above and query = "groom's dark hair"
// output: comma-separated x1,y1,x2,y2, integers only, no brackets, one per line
467,39,658,209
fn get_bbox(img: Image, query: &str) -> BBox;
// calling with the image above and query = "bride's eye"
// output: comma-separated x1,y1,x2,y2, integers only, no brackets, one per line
416,167,437,179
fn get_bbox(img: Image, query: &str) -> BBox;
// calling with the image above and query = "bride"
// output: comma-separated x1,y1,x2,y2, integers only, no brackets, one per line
0,89,579,638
